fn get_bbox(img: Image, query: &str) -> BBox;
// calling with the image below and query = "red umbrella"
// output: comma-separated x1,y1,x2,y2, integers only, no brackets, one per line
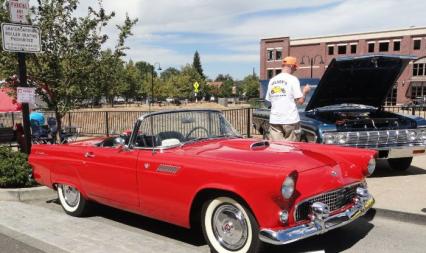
0,88,22,112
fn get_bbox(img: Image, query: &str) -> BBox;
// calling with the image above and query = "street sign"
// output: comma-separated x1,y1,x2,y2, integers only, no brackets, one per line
8,0,30,24
17,87,36,104
1,23,41,53
193,81,199,93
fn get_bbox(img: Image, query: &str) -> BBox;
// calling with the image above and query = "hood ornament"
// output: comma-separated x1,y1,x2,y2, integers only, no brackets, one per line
331,170,338,177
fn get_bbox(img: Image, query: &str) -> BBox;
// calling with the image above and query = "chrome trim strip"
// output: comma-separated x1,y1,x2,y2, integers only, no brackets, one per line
260,194,374,245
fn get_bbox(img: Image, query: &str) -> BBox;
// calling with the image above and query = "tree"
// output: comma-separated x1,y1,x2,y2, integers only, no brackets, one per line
160,67,180,80
241,74,260,98
215,74,233,82
192,50,205,80
135,61,156,78
0,0,137,140
121,61,143,101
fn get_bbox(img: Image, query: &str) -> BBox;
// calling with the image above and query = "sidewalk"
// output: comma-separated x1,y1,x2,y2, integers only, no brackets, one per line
367,156,426,219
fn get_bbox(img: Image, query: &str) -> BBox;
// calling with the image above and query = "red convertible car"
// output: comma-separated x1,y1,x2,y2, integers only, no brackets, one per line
30,109,376,253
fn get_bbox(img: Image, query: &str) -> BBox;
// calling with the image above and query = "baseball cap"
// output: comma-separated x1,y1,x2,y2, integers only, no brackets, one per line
282,56,298,68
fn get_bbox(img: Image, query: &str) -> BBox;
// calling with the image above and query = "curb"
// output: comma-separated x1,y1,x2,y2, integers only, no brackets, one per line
373,208,426,226
0,186,56,202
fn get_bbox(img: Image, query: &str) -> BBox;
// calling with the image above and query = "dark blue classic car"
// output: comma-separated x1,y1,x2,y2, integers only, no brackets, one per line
253,55,426,171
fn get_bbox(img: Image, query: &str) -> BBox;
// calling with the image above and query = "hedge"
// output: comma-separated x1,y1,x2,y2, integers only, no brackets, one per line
0,147,34,188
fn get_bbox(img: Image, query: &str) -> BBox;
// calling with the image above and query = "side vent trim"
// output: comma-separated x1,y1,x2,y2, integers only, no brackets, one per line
157,164,180,174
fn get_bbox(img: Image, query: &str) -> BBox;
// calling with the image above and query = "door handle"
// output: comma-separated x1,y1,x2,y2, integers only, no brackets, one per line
84,152,95,158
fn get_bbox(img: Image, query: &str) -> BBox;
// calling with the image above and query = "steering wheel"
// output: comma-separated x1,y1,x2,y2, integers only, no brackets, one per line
185,126,209,140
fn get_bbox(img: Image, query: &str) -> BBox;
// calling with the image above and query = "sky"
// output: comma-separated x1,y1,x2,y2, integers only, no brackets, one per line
31,0,426,80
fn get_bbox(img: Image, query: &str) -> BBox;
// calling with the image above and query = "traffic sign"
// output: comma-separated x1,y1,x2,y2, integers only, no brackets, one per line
8,0,30,24
193,81,199,93
17,87,36,104
1,23,41,53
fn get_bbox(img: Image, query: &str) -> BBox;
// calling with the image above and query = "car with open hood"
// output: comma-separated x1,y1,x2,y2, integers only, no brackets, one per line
30,109,375,253
253,55,426,171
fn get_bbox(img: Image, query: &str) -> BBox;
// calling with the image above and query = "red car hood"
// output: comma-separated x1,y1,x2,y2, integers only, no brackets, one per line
182,138,340,172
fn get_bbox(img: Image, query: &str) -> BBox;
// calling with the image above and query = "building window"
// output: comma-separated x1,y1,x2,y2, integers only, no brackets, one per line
413,39,421,50
385,83,397,106
368,43,375,53
338,45,347,55
267,69,274,79
275,69,282,75
328,46,334,55
275,49,282,61
393,41,401,51
410,82,426,99
413,63,425,76
267,50,274,61
379,42,389,52
350,44,357,54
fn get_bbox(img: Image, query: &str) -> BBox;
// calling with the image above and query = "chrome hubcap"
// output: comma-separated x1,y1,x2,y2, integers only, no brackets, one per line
212,204,248,250
62,185,79,207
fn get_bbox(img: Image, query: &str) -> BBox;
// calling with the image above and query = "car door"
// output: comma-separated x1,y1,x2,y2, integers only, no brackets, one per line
136,149,189,224
79,145,140,207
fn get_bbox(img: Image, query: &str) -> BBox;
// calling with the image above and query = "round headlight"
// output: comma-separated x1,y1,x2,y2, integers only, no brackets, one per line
337,133,347,144
281,176,295,199
367,158,376,176
323,134,335,145
408,130,417,142
420,130,426,140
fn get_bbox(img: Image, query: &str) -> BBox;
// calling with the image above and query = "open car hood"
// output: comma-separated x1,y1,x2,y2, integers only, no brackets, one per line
305,55,416,111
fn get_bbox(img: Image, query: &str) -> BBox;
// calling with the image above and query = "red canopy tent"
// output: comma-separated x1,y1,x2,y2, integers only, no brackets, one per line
0,88,21,112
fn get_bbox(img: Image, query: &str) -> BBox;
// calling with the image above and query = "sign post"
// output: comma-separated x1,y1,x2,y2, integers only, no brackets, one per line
2,0,41,154
193,81,199,103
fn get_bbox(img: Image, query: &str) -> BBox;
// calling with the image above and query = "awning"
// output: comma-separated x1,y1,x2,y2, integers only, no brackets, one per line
0,88,21,112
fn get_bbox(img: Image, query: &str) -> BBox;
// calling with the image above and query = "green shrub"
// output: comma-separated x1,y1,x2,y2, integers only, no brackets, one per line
0,147,34,188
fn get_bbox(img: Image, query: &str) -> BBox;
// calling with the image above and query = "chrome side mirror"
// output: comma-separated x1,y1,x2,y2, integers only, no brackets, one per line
117,144,130,152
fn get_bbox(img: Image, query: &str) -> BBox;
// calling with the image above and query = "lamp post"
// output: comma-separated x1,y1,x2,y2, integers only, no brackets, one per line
300,55,325,78
150,62,162,110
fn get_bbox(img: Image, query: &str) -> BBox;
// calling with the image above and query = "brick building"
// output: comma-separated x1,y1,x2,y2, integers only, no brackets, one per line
260,27,426,105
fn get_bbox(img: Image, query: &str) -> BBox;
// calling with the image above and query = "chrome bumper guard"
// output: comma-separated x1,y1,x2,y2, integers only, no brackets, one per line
259,187,375,245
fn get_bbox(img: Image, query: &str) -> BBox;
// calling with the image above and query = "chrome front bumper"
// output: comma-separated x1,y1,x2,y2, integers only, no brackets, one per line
259,191,375,245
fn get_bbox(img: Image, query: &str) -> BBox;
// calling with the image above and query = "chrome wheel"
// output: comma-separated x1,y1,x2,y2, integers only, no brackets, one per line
202,196,261,253
62,185,80,207
212,204,248,251
57,183,89,216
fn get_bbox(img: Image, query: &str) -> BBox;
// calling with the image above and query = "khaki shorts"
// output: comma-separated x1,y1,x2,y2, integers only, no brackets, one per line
269,123,301,142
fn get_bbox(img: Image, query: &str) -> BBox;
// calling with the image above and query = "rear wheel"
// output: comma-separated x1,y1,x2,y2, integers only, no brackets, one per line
201,196,261,253
388,157,413,171
57,184,89,217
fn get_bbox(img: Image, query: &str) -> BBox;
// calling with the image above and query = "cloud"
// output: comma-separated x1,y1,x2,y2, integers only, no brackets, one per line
28,0,426,79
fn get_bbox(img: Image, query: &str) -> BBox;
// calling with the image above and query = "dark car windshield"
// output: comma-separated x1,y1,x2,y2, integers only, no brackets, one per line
132,110,241,148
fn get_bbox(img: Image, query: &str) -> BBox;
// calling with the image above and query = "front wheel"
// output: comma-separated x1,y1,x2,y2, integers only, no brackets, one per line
201,196,262,253
388,157,413,171
57,184,90,217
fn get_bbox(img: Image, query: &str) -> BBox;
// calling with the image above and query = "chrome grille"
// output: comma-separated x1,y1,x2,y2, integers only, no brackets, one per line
295,184,360,222
341,130,423,148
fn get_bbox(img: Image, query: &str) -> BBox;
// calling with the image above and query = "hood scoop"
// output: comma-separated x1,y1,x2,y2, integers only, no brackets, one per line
250,141,270,150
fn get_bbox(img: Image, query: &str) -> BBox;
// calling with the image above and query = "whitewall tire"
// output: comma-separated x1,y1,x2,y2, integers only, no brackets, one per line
201,196,261,253
57,184,89,217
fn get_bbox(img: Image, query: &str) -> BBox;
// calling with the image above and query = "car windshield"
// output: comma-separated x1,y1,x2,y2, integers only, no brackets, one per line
132,110,241,148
